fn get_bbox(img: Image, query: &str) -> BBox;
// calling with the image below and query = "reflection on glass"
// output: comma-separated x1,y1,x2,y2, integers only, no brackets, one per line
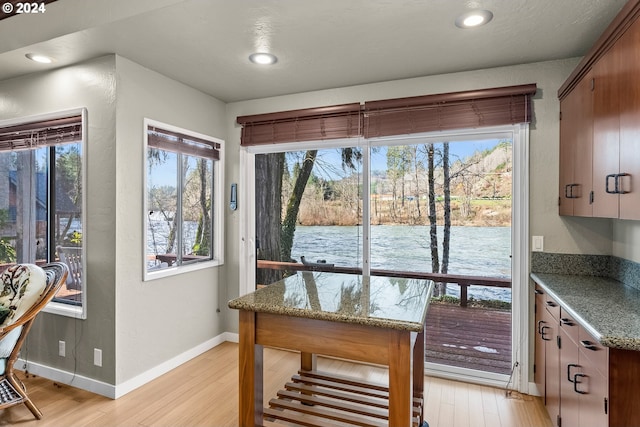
278,272,430,324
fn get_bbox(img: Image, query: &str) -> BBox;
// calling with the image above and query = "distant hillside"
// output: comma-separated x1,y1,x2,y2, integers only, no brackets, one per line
295,142,513,227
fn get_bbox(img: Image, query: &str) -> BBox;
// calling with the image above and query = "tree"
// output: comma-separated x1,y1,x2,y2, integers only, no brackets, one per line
426,143,440,278
441,142,451,275
255,152,285,285
281,150,317,262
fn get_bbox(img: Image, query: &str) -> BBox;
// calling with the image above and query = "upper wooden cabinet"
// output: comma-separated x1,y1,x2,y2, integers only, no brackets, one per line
559,71,593,216
558,0,640,220
592,39,621,218
618,17,640,219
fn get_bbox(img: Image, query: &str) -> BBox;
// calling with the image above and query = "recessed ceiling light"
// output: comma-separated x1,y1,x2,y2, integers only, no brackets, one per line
455,10,493,29
249,52,277,65
25,53,54,64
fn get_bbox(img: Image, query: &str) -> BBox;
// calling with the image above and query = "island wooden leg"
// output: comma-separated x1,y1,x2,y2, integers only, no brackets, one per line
239,310,263,427
413,326,425,425
300,352,317,371
388,329,412,427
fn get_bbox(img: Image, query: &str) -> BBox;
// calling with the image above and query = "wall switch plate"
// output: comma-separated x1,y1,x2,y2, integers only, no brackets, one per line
58,340,65,357
532,236,544,252
94,348,102,367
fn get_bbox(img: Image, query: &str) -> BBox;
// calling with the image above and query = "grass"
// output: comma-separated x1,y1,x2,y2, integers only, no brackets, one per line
430,294,511,310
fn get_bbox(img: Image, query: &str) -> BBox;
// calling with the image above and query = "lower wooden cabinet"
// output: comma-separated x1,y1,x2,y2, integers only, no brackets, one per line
534,282,640,427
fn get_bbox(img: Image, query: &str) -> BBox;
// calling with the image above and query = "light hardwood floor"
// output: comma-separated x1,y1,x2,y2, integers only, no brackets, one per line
0,342,552,427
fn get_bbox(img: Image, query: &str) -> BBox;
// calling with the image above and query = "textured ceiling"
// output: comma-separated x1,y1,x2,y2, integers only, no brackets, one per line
0,0,628,102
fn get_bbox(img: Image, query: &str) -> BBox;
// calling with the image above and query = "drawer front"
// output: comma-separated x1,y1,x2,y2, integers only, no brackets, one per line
534,284,561,320
560,308,580,345
579,326,608,376
543,295,561,321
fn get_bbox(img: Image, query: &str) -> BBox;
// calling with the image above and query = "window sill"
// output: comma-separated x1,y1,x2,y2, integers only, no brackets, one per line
144,259,223,282
44,300,86,319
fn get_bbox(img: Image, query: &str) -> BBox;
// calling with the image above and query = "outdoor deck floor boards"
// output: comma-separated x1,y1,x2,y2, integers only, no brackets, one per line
425,303,511,375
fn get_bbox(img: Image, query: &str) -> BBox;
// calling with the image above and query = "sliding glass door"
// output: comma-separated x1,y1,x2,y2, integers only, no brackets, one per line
247,125,524,386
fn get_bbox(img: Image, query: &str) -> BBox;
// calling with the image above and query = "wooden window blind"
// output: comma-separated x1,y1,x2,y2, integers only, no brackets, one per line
237,103,362,146
363,84,537,138
236,84,536,144
147,126,220,160
0,115,82,151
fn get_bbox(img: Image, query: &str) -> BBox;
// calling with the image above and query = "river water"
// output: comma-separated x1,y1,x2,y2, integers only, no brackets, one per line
291,225,512,302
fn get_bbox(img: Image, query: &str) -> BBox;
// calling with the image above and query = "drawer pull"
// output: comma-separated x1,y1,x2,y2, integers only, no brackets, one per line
580,340,598,351
537,320,546,334
567,363,579,382
561,318,575,326
545,301,557,307
541,325,551,341
573,373,587,394
534,289,544,295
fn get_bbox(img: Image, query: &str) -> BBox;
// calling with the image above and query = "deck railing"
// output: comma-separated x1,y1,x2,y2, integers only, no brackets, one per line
257,260,511,307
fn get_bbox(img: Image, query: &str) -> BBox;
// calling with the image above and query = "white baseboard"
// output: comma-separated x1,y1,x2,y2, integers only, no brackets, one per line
17,332,236,399
528,381,541,396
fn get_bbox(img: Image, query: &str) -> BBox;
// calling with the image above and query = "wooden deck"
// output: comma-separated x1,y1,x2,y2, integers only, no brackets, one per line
425,303,512,375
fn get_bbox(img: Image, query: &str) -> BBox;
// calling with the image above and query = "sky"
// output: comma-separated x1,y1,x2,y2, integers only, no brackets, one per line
308,138,505,180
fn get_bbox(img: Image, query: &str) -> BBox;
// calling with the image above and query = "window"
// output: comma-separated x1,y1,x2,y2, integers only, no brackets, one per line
0,109,86,316
144,119,224,279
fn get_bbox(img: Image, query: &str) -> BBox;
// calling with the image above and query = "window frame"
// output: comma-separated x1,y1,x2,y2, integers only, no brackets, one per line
0,108,88,319
143,118,224,281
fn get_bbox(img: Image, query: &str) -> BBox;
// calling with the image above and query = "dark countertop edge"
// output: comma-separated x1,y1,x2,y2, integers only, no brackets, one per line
228,302,426,332
530,273,640,351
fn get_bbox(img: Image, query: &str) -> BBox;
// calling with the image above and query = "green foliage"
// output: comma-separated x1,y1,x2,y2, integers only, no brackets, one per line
0,239,16,263
62,230,82,247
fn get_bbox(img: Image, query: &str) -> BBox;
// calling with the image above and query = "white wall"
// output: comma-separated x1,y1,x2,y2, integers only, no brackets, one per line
222,57,614,332
0,56,118,383
0,54,231,396
113,55,228,385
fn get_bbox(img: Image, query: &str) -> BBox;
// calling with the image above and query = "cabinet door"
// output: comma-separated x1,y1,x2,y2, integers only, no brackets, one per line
619,16,640,219
543,306,560,424
578,366,608,427
592,40,621,218
560,327,580,427
559,73,594,216
534,288,546,394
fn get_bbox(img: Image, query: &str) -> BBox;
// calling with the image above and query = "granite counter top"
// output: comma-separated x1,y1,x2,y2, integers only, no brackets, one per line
229,271,435,332
531,272,640,351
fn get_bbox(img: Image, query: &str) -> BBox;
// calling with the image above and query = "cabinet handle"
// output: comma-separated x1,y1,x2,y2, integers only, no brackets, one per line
537,320,545,334
573,373,587,394
617,173,630,194
545,301,557,307
560,318,575,326
565,184,579,199
534,289,544,295
580,340,598,351
606,174,617,194
567,363,579,382
541,325,551,341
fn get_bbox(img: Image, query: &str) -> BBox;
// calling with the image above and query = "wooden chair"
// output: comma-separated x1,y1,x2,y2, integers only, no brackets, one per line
56,246,82,290
0,262,68,419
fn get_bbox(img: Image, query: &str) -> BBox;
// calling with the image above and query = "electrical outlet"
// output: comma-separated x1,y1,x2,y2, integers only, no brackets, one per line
94,348,102,367
58,340,65,357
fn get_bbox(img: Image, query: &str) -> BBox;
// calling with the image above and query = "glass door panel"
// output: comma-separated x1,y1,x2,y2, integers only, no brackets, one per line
255,147,363,287
370,138,513,376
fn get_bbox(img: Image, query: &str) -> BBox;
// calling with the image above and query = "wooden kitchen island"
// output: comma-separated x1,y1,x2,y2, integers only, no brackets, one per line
229,271,434,427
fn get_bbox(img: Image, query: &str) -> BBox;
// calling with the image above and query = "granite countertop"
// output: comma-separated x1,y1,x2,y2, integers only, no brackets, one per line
531,272,640,351
229,271,435,332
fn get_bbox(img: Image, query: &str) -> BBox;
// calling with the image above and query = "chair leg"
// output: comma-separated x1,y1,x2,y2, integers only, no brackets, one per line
7,373,42,419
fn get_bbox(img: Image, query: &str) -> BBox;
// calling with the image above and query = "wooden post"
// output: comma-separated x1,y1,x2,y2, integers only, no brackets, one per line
460,284,469,307
239,310,263,427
